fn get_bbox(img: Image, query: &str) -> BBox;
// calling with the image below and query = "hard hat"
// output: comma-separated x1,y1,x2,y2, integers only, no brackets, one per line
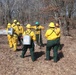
13,19,17,23
8,23,11,26
35,22,40,25
26,24,31,28
16,22,20,25
49,22,55,27
55,23,59,27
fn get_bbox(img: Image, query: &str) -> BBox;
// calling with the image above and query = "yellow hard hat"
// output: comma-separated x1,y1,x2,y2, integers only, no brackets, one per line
26,24,31,28
8,23,11,26
55,23,59,27
13,19,17,23
49,22,55,27
16,22,20,25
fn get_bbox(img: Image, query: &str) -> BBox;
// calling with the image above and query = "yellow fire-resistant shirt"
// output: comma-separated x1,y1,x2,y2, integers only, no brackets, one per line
23,29,36,41
45,28,60,40
31,25,44,34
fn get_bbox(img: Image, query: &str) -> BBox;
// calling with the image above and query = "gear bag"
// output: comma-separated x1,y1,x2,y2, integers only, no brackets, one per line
23,31,31,45
8,28,14,35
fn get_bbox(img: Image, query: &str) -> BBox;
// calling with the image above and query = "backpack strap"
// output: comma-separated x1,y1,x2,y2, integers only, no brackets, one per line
48,29,57,36
25,30,31,35
48,30,54,36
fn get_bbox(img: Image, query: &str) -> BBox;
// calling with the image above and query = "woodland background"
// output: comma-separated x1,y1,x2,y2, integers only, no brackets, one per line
0,1,76,75
0,0,76,35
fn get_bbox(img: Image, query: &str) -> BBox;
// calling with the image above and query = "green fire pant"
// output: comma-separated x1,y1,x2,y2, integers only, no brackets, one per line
36,34,43,46
46,38,59,62
21,41,35,61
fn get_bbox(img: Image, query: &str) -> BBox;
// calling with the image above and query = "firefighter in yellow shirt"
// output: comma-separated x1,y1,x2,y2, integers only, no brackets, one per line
45,22,60,62
11,20,18,51
31,22,44,48
20,24,36,61
11,19,17,36
6,23,13,48
16,22,24,45
11,19,19,34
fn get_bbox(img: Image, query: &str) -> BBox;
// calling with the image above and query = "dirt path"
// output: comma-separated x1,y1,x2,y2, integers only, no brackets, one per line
0,30,76,75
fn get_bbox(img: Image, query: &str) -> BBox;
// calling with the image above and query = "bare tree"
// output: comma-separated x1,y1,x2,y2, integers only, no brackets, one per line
0,0,76,34
40,0,75,36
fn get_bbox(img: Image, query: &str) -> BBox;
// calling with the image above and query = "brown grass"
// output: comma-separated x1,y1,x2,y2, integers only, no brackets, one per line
0,29,76,75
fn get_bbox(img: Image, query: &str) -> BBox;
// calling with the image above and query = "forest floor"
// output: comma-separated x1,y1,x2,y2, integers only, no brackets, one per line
0,27,76,75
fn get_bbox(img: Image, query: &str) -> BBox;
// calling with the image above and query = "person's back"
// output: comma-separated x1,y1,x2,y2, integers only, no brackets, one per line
45,28,58,40
23,29,36,41
45,22,60,62
11,19,19,35
6,23,13,48
20,24,36,61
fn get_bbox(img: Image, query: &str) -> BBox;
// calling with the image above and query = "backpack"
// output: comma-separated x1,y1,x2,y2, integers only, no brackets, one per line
8,28,14,35
23,31,31,45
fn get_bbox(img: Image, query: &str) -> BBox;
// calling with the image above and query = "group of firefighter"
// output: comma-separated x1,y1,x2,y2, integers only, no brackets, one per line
6,19,61,62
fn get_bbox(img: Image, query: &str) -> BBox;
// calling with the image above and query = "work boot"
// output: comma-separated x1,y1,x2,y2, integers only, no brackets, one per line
20,55,24,58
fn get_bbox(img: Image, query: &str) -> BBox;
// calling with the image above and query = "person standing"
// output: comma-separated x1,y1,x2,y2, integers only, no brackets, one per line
15,22,24,45
31,22,44,48
6,23,13,48
11,20,18,51
45,22,60,62
6,22,18,51
20,24,36,61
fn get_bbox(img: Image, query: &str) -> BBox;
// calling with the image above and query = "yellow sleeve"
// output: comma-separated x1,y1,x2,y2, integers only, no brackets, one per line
55,28,60,35
31,26,36,29
22,27,24,33
22,32,25,36
31,31,36,41
39,25,44,29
